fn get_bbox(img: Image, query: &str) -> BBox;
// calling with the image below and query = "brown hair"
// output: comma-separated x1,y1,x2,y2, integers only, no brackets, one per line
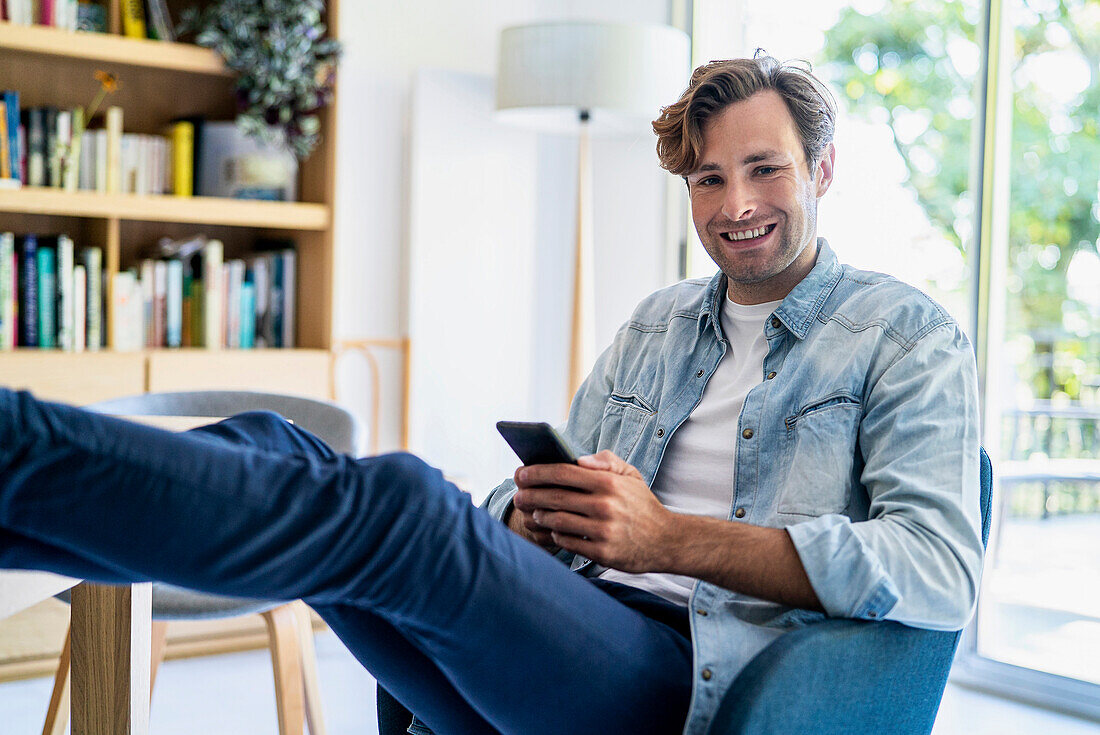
653,52,837,176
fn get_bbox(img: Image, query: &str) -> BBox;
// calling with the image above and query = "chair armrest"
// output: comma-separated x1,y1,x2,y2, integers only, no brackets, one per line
707,619,961,735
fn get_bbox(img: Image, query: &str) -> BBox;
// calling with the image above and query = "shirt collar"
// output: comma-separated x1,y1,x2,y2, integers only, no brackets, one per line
698,238,843,341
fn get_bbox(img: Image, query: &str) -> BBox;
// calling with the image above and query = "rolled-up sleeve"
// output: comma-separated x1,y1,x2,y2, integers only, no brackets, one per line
787,320,984,631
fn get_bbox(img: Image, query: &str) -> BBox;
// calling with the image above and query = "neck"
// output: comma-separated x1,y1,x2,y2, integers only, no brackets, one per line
725,238,820,305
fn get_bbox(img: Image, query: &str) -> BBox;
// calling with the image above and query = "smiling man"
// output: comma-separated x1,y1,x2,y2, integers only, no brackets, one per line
0,55,981,735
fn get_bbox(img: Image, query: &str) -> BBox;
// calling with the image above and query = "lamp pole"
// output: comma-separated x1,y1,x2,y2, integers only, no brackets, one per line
568,109,595,411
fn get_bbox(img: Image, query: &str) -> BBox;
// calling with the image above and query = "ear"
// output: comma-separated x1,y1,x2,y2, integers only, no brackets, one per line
815,143,835,198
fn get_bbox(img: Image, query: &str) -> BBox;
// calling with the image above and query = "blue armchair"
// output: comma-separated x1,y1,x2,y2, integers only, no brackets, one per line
377,449,993,735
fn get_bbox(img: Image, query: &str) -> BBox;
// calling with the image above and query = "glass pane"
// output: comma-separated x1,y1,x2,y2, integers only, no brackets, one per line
686,0,981,330
978,0,1100,686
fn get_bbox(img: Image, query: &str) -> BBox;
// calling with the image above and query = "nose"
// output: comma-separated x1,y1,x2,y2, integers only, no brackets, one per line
720,179,757,221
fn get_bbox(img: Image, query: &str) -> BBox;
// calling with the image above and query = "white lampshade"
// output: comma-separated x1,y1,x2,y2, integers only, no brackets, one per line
496,21,691,134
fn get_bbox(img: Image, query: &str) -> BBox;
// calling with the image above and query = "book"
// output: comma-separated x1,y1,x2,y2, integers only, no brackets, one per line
56,234,74,351
25,108,46,187
94,128,107,192
240,281,255,349
105,106,122,193
0,100,10,180
279,249,296,348
145,0,173,41
249,255,269,348
73,264,86,352
0,232,13,350
167,121,194,196
79,246,102,350
202,239,223,349
166,258,182,348
120,0,146,39
36,243,57,348
63,107,83,192
153,259,167,346
48,108,65,188
3,91,19,184
139,258,154,345
18,235,38,348
76,0,107,32
111,270,142,350
224,259,244,349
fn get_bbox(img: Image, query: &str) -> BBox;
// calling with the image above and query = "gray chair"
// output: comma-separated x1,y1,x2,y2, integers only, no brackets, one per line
43,390,366,735
376,448,992,735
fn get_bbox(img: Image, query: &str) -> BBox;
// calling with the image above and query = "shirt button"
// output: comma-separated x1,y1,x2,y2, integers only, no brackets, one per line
770,317,781,328
702,669,713,681
742,428,754,439
767,371,777,380
696,369,704,378
655,428,665,438
734,507,746,518
868,611,878,618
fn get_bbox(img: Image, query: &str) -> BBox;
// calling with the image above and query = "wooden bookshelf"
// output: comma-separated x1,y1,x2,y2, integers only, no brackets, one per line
0,0,340,369
0,21,231,75
0,1,343,675
0,187,330,229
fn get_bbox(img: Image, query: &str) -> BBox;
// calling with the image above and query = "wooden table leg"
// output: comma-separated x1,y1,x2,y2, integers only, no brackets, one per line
70,583,152,735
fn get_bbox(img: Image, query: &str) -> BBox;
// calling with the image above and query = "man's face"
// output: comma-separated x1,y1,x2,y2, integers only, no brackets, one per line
686,90,834,303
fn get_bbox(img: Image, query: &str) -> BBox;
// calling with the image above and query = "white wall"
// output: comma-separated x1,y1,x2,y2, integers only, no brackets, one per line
333,0,678,458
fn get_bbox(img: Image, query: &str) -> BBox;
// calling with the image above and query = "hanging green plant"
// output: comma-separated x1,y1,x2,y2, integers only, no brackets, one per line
179,0,341,159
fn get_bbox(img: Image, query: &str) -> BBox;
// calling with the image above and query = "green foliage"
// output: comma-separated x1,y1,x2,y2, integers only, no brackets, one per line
179,0,341,159
821,0,1100,404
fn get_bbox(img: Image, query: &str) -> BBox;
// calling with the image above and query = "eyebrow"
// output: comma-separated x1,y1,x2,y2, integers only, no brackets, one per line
691,150,787,175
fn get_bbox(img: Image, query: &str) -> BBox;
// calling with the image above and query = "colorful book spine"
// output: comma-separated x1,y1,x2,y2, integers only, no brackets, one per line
48,109,66,188
0,232,13,350
280,249,296,348
73,263,86,352
56,234,74,351
120,0,146,39
153,259,167,347
225,259,243,349
18,235,38,348
0,100,9,180
240,281,255,349
166,258,182,348
63,107,83,192
25,108,45,187
167,121,194,197
202,239,223,349
140,258,155,346
3,91,19,183
105,106,122,194
80,246,102,350
36,244,57,348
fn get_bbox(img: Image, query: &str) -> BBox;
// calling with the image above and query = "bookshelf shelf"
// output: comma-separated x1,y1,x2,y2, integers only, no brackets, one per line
0,21,231,76
0,187,330,230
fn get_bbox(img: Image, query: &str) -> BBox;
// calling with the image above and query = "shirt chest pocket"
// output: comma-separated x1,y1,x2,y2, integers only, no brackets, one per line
596,392,655,462
778,394,861,516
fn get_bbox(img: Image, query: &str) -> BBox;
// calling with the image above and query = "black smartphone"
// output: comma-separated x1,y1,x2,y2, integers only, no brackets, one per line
496,421,579,466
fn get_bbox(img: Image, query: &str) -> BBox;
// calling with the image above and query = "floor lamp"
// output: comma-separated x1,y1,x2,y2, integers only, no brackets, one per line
496,21,690,410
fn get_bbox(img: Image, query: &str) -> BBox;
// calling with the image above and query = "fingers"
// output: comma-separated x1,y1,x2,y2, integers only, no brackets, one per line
532,509,601,540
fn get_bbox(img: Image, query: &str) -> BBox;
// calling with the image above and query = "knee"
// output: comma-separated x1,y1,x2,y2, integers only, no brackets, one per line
365,452,440,491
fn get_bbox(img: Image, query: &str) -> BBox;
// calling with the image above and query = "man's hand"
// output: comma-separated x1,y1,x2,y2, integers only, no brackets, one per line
511,450,673,573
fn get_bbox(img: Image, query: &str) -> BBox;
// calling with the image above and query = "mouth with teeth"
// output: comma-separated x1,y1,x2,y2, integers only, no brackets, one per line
719,223,777,244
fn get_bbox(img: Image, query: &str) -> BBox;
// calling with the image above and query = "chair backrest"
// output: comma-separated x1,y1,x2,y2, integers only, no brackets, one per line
88,390,367,457
708,447,993,735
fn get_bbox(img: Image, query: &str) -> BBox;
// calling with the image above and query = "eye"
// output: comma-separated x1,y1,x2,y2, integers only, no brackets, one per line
693,175,722,187
755,166,779,176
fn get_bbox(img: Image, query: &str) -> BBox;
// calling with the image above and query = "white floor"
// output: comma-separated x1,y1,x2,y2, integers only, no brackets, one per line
0,630,1097,734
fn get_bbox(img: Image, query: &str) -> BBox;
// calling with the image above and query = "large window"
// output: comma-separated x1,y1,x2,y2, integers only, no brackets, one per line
963,0,1100,712
692,0,1100,720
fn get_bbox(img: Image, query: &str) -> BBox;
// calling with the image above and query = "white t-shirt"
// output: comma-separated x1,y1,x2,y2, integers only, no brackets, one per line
598,294,782,606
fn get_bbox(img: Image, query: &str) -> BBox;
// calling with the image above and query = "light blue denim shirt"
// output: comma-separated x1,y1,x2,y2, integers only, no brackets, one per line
482,239,983,735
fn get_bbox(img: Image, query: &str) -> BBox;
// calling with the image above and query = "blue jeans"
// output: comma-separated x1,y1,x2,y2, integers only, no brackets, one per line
0,390,692,735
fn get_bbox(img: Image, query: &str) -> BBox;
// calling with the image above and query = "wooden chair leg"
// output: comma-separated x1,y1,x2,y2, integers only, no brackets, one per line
262,604,306,735
149,621,170,694
41,626,71,735
292,602,327,735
